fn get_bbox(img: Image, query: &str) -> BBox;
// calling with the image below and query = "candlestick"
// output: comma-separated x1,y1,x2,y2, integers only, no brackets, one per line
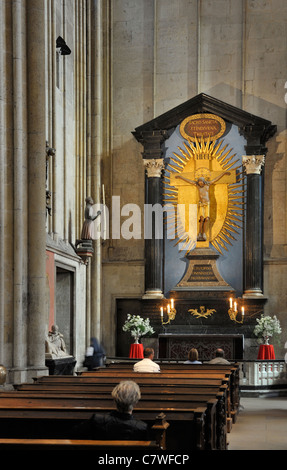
171,299,174,309
228,297,244,324
160,301,176,325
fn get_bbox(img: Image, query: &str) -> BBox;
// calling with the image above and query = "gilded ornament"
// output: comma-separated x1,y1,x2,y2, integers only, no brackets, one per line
188,306,216,318
163,114,245,255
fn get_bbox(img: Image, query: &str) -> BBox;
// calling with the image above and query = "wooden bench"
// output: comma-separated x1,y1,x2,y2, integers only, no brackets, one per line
3,365,240,450
77,365,240,424
24,368,234,429
7,380,228,449
0,412,169,450
0,395,209,450
38,370,233,420
0,438,164,451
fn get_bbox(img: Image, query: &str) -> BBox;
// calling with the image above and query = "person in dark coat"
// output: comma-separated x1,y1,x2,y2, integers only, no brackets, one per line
83,337,106,370
71,381,149,440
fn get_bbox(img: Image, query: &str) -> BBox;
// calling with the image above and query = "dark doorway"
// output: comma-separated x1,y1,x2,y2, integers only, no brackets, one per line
55,266,74,355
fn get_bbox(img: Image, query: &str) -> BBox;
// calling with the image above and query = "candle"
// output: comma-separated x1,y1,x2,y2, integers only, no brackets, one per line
102,184,106,240
234,301,237,312
171,299,174,309
241,307,244,316
167,304,170,314
229,298,233,308
160,307,163,317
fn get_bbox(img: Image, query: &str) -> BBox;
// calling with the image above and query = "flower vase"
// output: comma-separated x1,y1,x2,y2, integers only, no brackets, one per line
133,337,140,344
264,336,270,345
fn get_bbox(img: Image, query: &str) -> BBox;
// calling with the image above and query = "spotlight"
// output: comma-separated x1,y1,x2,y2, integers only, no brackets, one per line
56,36,71,56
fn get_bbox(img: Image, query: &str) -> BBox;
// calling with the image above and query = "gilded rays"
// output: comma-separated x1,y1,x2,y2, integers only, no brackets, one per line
163,135,245,255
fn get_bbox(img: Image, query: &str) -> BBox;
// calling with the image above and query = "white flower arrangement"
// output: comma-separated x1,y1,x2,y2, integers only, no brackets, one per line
253,314,282,343
122,314,154,340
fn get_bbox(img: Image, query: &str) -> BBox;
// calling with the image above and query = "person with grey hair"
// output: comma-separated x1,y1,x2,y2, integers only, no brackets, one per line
71,381,149,440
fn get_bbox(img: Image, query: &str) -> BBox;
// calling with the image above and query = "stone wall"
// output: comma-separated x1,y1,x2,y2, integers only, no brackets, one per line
1,0,287,377
101,0,287,358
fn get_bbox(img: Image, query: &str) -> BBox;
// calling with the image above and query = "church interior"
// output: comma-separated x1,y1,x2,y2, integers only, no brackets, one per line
0,0,286,452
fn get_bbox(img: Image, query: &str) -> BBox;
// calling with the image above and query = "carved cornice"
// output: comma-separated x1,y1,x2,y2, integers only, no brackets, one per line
143,158,164,178
242,155,265,175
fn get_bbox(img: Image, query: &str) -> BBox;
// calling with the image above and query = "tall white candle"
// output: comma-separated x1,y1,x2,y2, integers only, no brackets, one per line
171,299,174,309
160,307,163,317
102,184,106,240
229,298,233,308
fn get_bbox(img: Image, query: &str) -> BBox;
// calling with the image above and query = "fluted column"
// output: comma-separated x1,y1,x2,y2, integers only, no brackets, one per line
242,155,265,298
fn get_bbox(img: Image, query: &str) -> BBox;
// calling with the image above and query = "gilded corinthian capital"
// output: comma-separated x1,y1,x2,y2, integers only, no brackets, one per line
143,158,164,178
242,155,265,175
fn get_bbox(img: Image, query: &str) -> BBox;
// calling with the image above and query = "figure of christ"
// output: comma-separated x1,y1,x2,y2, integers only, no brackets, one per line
175,171,230,241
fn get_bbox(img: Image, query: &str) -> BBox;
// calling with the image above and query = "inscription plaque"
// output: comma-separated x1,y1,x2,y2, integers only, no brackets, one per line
187,264,218,282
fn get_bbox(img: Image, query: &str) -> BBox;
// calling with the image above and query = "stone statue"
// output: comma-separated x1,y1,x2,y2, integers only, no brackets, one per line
75,197,101,247
175,172,230,241
45,324,68,359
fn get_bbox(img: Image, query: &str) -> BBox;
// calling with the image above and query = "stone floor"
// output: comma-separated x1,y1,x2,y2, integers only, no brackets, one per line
228,396,287,450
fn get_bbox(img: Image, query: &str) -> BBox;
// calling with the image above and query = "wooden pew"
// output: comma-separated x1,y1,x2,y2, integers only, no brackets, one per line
0,411,169,450
0,394,209,450
9,377,228,449
27,373,231,421
37,370,232,420
79,364,240,423
12,381,229,447
27,369,233,433
0,438,164,451
4,364,239,450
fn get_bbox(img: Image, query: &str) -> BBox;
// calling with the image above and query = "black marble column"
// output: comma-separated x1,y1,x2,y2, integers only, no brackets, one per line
144,171,163,297
140,130,167,298
242,155,265,297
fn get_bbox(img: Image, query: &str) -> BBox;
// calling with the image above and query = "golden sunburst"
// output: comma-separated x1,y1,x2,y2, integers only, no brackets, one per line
163,135,245,255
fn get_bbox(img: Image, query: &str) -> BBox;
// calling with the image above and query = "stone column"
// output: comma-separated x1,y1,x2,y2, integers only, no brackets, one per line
133,129,168,298
141,129,167,298
242,155,265,298
26,0,48,377
143,158,165,298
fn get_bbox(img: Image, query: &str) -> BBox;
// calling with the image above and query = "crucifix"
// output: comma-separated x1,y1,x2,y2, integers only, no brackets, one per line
170,166,236,246
175,171,231,241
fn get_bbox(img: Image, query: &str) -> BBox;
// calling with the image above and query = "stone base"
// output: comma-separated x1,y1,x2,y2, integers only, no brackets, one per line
45,356,76,375
142,290,164,299
174,247,233,292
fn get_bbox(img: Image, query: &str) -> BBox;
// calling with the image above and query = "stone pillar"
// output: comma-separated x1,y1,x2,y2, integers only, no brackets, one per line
132,129,168,298
26,0,48,377
143,158,165,298
242,155,265,298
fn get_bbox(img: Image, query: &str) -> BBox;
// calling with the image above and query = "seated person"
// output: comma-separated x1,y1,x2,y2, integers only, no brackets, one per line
208,348,230,364
133,347,160,373
184,348,202,364
72,381,149,440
